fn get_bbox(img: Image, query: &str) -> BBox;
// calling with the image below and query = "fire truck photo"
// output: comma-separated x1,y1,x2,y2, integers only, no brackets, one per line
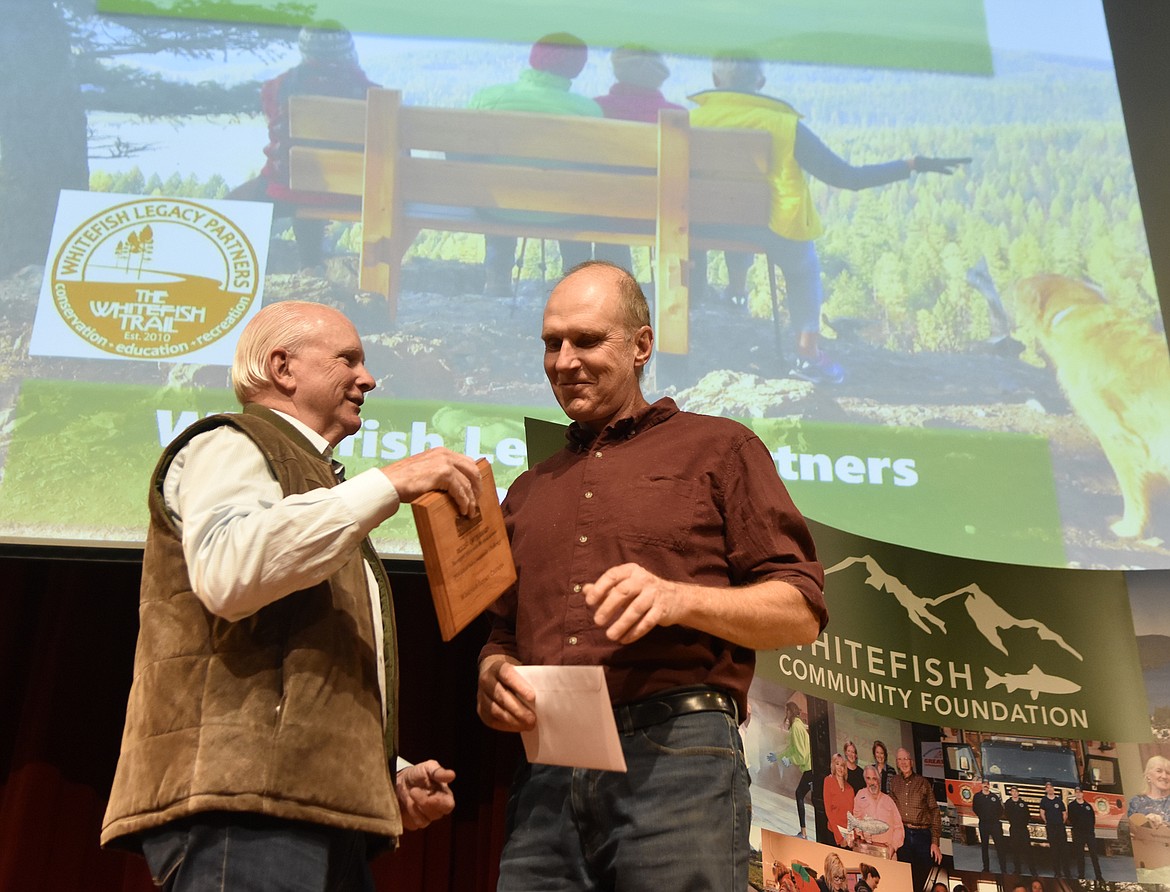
942,729,1131,855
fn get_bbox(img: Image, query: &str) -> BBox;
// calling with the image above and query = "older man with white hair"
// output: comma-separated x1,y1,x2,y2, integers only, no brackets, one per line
888,746,942,888
103,300,481,891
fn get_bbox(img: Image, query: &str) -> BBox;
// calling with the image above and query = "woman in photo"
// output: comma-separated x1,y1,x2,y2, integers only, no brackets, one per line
1129,754,1170,825
816,852,848,892
872,740,896,794
823,752,855,847
844,740,865,793
775,700,814,838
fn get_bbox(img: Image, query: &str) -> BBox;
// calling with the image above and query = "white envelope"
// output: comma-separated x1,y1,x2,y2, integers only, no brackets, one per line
514,665,627,773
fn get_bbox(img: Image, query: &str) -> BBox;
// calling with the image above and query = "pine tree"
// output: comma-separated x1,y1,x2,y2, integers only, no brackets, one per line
0,0,312,276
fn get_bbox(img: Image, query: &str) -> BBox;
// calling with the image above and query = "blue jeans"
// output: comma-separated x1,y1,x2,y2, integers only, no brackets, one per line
484,235,592,284
139,813,375,892
497,710,750,891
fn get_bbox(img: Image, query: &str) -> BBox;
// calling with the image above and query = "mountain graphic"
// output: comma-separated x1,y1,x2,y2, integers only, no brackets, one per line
825,555,1083,696
824,555,947,635
929,583,1082,660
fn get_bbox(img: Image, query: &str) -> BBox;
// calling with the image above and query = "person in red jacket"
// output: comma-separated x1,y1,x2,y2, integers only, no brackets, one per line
823,752,856,846
591,45,686,272
595,45,684,124
230,24,377,271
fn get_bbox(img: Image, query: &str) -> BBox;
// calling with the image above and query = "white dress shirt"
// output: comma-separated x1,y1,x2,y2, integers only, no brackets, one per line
162,409,401,713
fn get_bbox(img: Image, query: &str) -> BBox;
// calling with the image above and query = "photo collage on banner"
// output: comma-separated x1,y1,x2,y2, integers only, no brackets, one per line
749,519,1168,891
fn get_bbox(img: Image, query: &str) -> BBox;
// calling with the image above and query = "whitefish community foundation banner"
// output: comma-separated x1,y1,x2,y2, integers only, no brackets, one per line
759,520,1152,742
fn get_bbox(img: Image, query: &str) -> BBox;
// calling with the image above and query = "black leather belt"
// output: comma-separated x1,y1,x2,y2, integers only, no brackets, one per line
612,686,737,733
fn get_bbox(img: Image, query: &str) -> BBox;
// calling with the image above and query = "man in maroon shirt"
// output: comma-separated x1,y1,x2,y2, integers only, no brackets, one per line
477,260,826,890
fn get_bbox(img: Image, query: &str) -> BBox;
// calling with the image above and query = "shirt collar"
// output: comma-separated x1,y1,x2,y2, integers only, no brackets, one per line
687,89,802,118
269,408,333,457
565,397,679,451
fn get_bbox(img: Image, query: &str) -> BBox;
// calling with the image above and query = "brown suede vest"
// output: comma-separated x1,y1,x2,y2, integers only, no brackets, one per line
101,405,402,849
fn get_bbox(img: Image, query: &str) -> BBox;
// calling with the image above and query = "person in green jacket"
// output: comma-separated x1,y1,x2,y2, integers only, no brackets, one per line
771,699,814,837
468,33,602,295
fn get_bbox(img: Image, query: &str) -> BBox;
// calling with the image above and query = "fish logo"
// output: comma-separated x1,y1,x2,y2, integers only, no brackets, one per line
985,665,1082,701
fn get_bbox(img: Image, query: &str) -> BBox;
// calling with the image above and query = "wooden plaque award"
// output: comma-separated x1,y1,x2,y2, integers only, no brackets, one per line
411,458,516,641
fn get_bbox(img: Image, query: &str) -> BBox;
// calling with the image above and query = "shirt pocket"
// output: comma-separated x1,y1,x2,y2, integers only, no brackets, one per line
618,475,698,552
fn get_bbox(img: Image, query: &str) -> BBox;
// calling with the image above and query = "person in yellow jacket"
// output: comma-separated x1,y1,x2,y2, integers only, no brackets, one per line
690,53,968,384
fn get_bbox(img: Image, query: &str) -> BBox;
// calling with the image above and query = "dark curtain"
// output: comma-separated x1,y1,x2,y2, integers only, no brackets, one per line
0,554,517,891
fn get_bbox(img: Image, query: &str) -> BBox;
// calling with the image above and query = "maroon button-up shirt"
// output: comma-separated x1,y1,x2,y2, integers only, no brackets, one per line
481,398,826,716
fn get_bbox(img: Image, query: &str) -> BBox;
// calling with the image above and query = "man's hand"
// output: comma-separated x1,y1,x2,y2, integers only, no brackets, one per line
930,842,942,863
381,447,481,516
477,654,536,732
396,759,455,831
583,563,678,644
912,156,971,175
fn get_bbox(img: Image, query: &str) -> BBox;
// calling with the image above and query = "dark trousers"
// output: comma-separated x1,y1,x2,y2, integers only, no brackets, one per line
1073,832,1105,880
794,770,814,832
1010,831,1037,874
1048,825,1070,877
979,821,1006,871
898,826,934,892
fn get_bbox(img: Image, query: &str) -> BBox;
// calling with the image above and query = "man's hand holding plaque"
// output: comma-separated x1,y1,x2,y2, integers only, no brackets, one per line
411,458,515,640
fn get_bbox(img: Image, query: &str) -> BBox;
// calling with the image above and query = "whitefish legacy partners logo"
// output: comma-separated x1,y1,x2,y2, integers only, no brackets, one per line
30,191,272,364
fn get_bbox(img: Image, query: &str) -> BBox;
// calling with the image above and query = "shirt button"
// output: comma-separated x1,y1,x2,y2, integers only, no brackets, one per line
594,451,603,459
568,636,578,645
573,584,582,593
584,491,593,499
579,535,588,544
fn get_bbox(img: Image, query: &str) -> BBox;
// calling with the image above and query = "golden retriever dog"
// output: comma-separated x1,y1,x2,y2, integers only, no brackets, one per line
1000,274,1170,539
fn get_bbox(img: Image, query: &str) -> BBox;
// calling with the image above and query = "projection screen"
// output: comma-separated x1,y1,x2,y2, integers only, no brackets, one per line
0,0,1167,570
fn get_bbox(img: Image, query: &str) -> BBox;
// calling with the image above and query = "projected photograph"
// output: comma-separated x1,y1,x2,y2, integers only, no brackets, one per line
744,681,953,888
1128,570,1170,741
0,0,1167,570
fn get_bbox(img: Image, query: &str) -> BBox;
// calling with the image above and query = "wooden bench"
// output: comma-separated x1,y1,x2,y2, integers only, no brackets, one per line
287,88,776,355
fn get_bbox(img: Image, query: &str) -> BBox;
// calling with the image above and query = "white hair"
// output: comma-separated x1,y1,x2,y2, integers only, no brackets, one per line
230,300,326,404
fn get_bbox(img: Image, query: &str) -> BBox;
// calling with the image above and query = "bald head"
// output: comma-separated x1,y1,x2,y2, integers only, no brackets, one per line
541,262,653,432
